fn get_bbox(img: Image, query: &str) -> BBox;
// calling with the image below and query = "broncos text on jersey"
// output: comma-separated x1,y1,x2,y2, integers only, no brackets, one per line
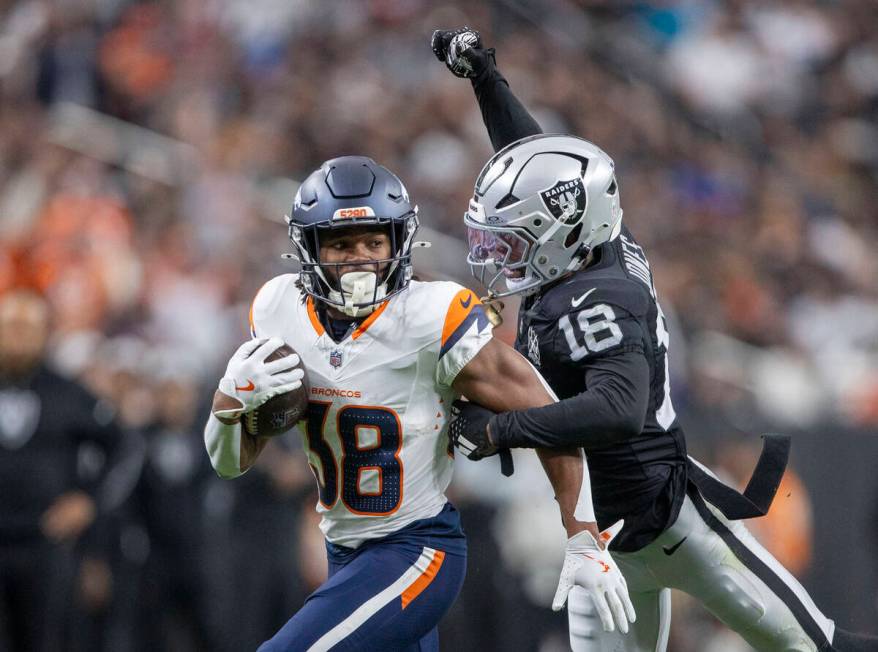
249,275,492,548
514,226,688,551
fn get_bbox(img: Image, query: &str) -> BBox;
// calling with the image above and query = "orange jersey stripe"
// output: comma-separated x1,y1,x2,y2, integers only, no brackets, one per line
441,289,482,348
352,300,389,340
306,297,326,336
400,550,446,609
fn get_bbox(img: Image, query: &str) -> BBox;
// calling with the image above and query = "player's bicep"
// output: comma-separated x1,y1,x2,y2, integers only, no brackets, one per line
453,338,554,412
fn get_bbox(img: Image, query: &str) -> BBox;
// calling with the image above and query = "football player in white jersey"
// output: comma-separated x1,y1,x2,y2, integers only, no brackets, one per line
204,156,635,651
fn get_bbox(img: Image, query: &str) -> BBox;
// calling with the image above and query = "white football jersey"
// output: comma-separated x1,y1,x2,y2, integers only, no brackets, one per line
249,275,493,548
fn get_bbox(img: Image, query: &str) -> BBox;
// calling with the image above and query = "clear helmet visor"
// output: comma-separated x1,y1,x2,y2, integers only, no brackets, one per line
466,225,530,279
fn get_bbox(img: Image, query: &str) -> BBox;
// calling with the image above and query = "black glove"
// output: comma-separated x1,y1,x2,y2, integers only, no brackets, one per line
449,399,514,476
449,399,495,459
430,27,492,79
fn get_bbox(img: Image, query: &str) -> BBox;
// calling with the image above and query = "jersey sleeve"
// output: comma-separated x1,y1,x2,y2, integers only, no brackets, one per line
248,274,298,338
435,287,493,387
549,280,649,366
471,49,543,152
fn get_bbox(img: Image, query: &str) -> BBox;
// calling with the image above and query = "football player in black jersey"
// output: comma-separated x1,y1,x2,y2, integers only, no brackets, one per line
433,28,878,652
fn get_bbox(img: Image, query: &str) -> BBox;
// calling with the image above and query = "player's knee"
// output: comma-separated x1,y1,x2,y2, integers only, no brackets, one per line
703,568,766,631
705,570,828,651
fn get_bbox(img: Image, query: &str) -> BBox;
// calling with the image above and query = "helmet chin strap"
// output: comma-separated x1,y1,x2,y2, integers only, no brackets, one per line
328,271,387,318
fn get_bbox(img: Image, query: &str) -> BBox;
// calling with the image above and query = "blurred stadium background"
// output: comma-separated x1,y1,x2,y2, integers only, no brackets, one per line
1,0,877,650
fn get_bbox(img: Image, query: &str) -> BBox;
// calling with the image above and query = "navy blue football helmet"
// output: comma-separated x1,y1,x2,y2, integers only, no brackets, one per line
287,156,419,316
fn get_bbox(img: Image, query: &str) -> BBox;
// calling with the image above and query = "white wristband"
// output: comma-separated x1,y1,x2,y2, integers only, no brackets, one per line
574,448,596,523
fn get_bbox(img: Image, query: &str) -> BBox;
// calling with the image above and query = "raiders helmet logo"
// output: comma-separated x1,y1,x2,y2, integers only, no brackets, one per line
540,178,586,225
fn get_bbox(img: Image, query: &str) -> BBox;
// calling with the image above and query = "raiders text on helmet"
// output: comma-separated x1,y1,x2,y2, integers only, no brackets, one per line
465,134,622,297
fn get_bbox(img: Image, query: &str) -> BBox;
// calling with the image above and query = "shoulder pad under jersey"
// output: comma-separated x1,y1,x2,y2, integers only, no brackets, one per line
402,281,490,348
249,273,300,338
536,272,650,323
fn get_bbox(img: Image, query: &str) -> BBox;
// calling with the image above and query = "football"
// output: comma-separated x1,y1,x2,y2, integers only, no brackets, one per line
242,344,310,438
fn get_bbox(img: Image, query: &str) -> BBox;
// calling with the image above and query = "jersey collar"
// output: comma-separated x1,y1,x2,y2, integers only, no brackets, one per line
306,296,390,341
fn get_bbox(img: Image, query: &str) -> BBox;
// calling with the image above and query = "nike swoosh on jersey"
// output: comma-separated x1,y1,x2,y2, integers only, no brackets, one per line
571,287,596,308
459,294,473,309
662,536,687,556
235,379,255,392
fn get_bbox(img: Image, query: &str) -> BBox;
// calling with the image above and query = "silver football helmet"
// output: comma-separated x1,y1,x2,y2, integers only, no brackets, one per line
465,134,623,297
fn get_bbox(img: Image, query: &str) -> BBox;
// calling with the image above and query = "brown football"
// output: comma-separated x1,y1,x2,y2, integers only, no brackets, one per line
242,344,310,438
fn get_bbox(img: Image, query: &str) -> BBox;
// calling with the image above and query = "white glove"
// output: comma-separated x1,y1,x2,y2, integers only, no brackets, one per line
552,520,636,634
214,337,303,420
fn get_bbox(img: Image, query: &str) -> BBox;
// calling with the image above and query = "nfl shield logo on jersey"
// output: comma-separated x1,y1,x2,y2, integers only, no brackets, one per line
329,349,343,368
540,178,586,225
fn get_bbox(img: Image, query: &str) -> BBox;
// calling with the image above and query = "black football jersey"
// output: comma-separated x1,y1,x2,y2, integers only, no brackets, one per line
514,226,687,551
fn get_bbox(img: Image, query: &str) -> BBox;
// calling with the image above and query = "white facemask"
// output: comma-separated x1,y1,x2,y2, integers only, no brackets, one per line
328,271,387,318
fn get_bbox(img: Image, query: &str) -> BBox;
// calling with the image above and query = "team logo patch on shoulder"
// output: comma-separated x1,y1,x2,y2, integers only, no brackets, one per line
527,326,541,366
329,350,343,368
540,178,586,225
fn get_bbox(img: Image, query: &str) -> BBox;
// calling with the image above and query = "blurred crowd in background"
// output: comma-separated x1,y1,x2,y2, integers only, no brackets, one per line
0,0,877,650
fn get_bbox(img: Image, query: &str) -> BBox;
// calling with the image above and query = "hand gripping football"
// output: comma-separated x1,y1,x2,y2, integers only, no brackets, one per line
242,344,310,438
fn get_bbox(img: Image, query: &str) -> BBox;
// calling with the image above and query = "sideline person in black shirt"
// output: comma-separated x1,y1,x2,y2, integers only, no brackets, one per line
0,289,126,652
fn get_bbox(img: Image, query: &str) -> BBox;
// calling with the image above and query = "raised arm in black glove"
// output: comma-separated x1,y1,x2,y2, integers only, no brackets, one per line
431,28,491,78
430,27,542,151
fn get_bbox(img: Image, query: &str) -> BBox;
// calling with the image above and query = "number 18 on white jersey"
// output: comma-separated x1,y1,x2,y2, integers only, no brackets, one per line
250,275,492,548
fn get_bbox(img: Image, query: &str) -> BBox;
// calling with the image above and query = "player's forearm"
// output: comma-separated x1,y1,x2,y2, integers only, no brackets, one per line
203,412,267,478
490,352,649,451
454,340,600,535
536,447,598,539
471,51,543,152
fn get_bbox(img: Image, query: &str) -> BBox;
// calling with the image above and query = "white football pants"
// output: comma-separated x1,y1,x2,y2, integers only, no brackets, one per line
567,489,835,651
